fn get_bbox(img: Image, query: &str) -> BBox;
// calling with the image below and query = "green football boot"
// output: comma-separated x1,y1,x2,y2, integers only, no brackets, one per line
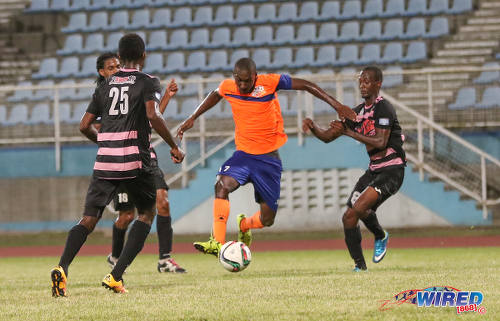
193,236,221,257
237,214,252,247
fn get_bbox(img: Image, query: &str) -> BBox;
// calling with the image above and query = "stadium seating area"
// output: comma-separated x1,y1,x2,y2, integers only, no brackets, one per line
1,0,483,128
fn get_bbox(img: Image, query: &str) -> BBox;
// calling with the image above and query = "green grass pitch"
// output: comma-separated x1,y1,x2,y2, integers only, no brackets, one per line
0,247,498,321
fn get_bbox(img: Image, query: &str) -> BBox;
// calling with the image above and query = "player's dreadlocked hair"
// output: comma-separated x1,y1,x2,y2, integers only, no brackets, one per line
362,66,383,83
95,52,118,86
119,33,145,63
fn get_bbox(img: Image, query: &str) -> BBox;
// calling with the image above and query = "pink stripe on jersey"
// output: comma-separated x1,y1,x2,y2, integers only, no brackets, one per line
370,148,396,161
97,146,139,156
369,157,404,171
97,131,138,141
94,161,142,171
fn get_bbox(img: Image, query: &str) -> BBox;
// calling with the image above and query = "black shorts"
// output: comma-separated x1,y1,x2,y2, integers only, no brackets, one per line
112,167,169,212
346,167,404,211
84,171,157,218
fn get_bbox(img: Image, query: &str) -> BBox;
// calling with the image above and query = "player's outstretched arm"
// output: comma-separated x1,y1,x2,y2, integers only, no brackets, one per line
344,126,391,150
303,118,344,143
158,78,178,115
79,112,98,143
146,100,185,163
291,78,357,121
176,89,223,140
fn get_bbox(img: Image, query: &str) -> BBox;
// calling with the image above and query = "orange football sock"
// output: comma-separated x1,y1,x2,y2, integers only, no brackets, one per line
213,198,230,244
240,211,264,232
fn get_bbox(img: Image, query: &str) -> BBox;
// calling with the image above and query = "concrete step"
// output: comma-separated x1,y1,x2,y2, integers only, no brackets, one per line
481,2,500,9
468,17,500,24
398,91,454,99
453,33,500,41
444,40,499,49
397,98,447,106
435,48,493,57
405,80,469,90
460,24,500,32
474,9,500,17
430,57,487,65
411,73,470,81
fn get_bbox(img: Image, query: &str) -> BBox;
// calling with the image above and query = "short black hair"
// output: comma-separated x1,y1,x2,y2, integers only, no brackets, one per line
362,66,383,82
118,33,145,63
234,57,256,74
95,52,118,85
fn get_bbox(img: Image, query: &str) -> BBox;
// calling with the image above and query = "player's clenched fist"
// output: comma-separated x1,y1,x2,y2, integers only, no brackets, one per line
170,146,185,163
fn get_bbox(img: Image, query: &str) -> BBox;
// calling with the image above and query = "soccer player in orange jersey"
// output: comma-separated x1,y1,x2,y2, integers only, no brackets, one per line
177,58,355,256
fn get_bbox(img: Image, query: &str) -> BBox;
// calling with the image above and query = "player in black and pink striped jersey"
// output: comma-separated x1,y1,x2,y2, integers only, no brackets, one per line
50,33,184,297
303,66,405,272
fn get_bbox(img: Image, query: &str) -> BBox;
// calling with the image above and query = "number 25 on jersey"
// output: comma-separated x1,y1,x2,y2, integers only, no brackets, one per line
109,86,129,115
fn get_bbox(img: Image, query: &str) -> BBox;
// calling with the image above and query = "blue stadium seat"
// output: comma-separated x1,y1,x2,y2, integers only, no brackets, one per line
59,103,72,123
132,0,153,8
403,18,426,39
360,20,381,41
192,6,213,27
7,81,33,103
340,67,357,88
338,21,359,42
357,43,381,65
56,57,79,78
251,25,273,46
147,30,168,50
319,1,340,21
214,5,234,26
185,51,207,72
473,62,500,84
336,45,358,66
381,19,404,40
476,87,500,108
232,27,252,47
25,0,49,13
33,58,58,79
188,29,209,49
297,2,318,22
69,102,88,123
314,23,338,44
381,0,405,17
51,0,71,11
179,98,198,119
380,43,403,63
150,8,171,29
28,103,51,125
164,52,185,73
171,8,192,27
129,9,150,29
110,0,141,9
362,0,383,18
404,0,427,16
58,79,77,101
312,46,336,67
83,11,108,32
61,13,87,33
0,105,7,125
104,10,128,31
292,47,314,68
76,56,96,78
294,23,316,45
208,27,230,48
67,0,90,12
162,98,180,120
428,0,449,14
252,48,271,68
5,104,28,126
104,32,123,52
426,17,449,38
276,3,297,22
449,87,475,109
89,0,111,10
343,91,356,108
82,33,104,54
274,24,294,45
229,49,250,66
255,3,276,23
57,34,83,55
340,0,361,20
206,50,228,72
74,81,94,100
177,74,196,97
402,42,427,63
449,0,472,13
270,48,292,69
382,66,403,88
234,4,255,25
168,29,188,49
143,53,164,74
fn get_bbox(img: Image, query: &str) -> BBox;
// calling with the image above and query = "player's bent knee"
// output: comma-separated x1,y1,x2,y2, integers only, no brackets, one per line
156,198,170,216
79,216,99,232
214,181,230,199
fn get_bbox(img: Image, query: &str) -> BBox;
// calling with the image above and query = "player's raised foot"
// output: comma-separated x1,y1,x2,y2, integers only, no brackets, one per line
106,254,118,269
51,266,68,297
237,214,252,247
373,231,389,263
102,274,128,294
158,257,186,273
193,236,221,257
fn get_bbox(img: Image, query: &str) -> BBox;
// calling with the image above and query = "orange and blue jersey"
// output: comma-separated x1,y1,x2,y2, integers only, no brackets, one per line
217,74,292,155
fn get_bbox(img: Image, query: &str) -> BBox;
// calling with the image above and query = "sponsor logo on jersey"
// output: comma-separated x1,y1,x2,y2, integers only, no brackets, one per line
379,118,390,126
251,85,265,97
110,76,136,85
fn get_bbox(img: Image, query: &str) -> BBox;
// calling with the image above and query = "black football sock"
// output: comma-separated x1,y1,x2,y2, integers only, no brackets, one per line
111,220,151,280
361,211,385,240
58,224,90,276
344,226,366,270
112,223,127,258
157,215,173,260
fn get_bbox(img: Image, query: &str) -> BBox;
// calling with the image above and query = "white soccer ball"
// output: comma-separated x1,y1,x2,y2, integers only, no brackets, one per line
219,241,252,272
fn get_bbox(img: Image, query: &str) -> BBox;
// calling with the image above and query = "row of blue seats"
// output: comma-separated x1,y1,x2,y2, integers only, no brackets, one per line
61,0,469,33
473,62,500,84
57,17,448,55
36,42,426,79
449,86,500,109
0,103,86,125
